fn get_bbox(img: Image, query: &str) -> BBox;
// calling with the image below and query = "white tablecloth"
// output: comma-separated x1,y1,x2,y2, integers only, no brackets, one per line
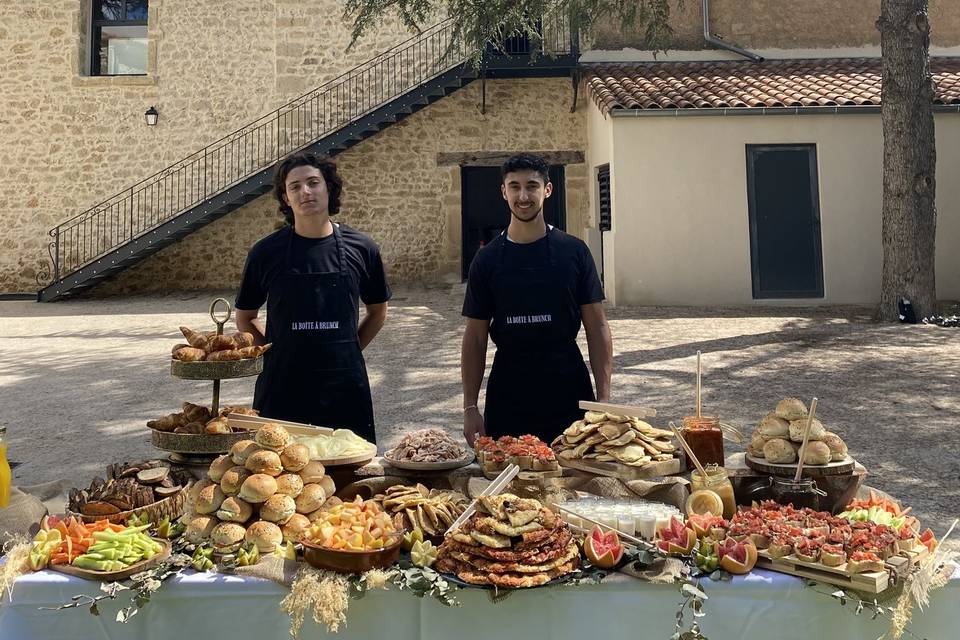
2,568,958,640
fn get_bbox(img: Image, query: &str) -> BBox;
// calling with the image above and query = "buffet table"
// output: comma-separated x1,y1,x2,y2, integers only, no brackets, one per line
2,567,958,640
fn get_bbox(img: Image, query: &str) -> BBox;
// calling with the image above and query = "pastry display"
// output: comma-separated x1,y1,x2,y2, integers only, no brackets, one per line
475,435,558,473
552,411,676,468
172,326,272,362
370,484,469,537
436,494,580,588
147,402,258,435
181,423,341,548
384,429,469,463
67,460,192,517
747,398,849,463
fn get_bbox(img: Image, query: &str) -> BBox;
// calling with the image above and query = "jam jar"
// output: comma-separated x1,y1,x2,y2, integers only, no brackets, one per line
682,415,725,467
689,464,737,519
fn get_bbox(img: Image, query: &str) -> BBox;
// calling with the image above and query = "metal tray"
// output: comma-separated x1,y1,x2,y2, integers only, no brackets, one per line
170,356,262,380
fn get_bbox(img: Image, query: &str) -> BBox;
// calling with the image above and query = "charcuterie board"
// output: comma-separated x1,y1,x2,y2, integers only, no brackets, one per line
755,546,927,594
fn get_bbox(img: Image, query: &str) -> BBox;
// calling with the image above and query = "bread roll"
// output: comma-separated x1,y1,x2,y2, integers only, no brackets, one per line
221,466,252,496
822,432,848,461
246,450,283,476
238,474,278,503
295,484,327,513
281,514,311,542
801,441,831,465
757,414,790,438
245,521,283,553
207,455,234,482
216,496,254,522
788,418,826,443
280,443,310,472
775,398,808,421
750,430,769,451
261,494,297,524
275,473,304,498
763,438,797,464
230,440,260,465
195,484,226,515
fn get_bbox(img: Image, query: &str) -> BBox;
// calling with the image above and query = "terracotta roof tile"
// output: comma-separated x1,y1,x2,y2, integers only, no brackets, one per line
584,58,960,114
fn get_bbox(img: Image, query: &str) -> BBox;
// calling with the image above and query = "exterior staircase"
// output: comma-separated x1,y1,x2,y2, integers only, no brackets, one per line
37,16,577,301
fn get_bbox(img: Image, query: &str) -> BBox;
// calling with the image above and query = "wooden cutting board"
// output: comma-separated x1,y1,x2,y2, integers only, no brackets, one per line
558,456,681,480
49,539,171,582
578,401,657,418
745,453,855,477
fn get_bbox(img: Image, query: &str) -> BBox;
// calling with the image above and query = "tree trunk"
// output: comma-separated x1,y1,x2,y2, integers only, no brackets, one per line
877,0,938,321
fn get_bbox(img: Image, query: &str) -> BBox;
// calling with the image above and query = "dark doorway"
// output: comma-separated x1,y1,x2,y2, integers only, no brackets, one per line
746,145,824,298
461,165,566,279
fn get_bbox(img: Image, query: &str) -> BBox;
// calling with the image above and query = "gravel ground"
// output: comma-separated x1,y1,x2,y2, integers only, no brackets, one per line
1,286,958,538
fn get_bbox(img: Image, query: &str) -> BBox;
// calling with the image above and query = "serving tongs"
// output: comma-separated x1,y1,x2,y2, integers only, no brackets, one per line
444,463,520,535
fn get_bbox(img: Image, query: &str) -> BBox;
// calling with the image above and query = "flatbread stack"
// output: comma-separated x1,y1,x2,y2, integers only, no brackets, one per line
370,484,469,537
436,494,580,588
551,410,677,467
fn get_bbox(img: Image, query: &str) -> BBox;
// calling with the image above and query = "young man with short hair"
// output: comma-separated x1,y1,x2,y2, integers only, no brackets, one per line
461,153,612,446
235,153,390,442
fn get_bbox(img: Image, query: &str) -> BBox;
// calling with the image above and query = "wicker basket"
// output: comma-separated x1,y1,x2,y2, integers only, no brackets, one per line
68,482,192,525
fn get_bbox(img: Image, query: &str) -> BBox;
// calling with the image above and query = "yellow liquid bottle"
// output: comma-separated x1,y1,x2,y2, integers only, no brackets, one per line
0,426,11,508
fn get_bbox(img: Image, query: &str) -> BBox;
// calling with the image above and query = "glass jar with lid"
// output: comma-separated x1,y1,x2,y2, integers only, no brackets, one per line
689,463,736,519
682,415,725,467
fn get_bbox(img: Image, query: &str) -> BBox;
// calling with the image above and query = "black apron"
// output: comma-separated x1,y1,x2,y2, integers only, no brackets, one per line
252,224,376,442
484,228,595,442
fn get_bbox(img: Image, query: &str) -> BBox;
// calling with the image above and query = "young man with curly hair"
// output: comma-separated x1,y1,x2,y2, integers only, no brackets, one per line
235,153,390,442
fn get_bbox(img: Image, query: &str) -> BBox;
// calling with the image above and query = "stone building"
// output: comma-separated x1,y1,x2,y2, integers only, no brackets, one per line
1,1,959,305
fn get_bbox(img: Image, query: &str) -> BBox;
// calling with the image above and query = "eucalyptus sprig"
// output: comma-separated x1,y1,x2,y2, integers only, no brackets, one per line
38,553,192,623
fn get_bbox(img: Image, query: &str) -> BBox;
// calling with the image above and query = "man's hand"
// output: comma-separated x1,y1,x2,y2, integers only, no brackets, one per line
463,407,486,448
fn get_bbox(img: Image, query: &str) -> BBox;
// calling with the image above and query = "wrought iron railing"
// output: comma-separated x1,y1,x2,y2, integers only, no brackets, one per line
39,14,575,288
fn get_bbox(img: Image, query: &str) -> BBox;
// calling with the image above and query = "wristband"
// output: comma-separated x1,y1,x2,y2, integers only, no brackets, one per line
463,405,479,413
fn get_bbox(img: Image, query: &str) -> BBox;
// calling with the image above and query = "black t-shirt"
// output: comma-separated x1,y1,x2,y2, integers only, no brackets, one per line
462,228,604,323
235,224,391,311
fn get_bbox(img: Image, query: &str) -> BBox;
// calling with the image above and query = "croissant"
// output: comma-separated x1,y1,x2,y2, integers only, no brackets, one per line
173,346,206,362
209,334,237,352
171,343,191,355
237,344,273,359
147,412,184,432
205,349,242,361
179,326,210,350
181,402,211,424
174,421,205,434
233,332,255,349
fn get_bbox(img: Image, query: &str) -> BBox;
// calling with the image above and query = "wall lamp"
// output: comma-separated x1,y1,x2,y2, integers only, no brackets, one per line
144,106,159,126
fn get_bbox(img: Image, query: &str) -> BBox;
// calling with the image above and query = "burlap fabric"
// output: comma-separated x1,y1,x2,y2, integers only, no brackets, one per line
0,480,73,540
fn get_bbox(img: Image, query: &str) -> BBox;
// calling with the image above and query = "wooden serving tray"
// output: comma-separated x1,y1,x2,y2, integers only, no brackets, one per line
558,456,681,480
482,467,564,481
754,546,927,594
383,452,476,472
49,539,171,582
578,400,657,419
226,414,377,466
745,453,855,477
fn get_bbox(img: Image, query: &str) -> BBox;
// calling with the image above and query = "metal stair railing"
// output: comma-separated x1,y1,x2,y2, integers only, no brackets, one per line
38,18,470,286
37,12,574,289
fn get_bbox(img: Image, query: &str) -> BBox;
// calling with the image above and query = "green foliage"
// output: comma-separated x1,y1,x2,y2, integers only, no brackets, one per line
343,0,682,62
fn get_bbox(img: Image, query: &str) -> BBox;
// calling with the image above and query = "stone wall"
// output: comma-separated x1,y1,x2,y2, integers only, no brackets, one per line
95,76,588,295
591,0,960,50
0,0,414,293
3,0,958,294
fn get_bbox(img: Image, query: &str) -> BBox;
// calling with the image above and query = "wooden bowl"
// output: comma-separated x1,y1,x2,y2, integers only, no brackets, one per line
299,534,403,574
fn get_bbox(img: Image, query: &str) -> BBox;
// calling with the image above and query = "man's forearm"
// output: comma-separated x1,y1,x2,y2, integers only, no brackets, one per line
586,323,613,402
236,315,267,346
461,335,486,408
358,308,387,350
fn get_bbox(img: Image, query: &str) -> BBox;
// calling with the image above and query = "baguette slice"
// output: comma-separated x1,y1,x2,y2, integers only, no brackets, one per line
820,544,847,567
767,538,793,559
847,552,884,573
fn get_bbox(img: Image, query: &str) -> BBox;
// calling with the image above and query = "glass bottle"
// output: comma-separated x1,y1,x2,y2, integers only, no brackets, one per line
770,477,826,511
0,426,11,508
